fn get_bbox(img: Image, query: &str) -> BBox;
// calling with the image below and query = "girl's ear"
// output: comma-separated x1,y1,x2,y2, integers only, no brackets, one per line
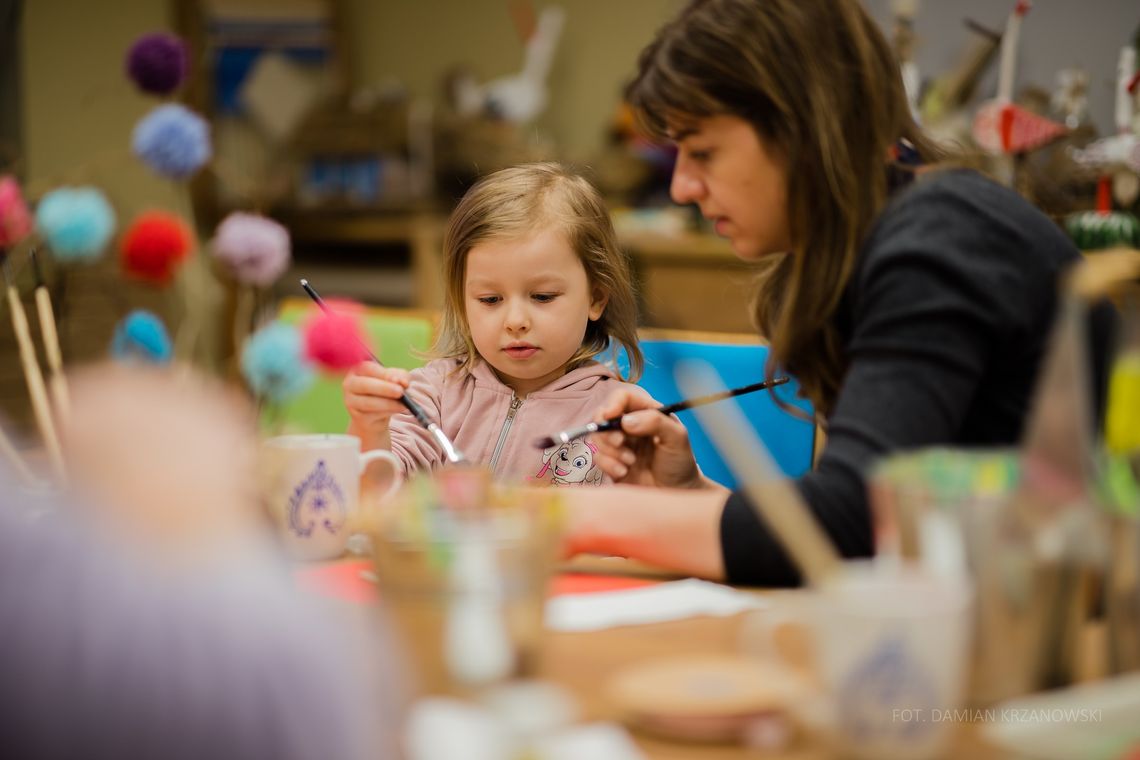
588,286,609,321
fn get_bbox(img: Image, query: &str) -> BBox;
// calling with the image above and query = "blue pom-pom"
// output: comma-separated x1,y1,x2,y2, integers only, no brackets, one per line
111,310,173,364
131,104,211,179
35,186,117,262
241,322,315,404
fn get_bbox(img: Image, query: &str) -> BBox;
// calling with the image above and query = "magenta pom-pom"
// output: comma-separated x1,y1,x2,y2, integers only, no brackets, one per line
0,175,33,247
301,300,373,371
126,32,188,95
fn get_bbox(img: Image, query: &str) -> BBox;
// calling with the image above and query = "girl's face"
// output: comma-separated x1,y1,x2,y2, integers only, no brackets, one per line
669,114,792,260
464,229,607,397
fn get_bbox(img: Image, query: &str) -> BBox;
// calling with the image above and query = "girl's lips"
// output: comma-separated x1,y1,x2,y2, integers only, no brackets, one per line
504,346,538,359
713,217,731,237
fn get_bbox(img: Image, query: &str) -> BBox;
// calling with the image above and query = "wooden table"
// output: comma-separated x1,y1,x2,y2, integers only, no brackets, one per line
303,556,1002,758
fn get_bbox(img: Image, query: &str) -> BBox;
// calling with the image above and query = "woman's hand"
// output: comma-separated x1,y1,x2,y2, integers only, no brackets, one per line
342,362,411,433
589,386,706,489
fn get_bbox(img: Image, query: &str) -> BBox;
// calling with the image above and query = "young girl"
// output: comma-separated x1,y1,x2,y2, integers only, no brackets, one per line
343,163,643,486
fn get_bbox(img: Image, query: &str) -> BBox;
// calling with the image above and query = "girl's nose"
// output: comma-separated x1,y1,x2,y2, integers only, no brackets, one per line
670,157,704,204
504,300,530,332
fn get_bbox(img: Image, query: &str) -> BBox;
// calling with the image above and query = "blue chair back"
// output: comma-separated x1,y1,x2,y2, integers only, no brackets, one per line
612,332,815,489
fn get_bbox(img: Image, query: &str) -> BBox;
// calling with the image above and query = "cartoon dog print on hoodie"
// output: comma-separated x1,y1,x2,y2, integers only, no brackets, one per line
535,438,603,486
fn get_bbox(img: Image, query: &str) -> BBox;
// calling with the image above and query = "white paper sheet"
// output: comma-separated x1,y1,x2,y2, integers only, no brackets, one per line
544,578,766,632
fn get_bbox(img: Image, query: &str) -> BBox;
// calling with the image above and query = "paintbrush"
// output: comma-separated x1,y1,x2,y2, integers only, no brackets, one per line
2,253,66,481
29,249,70,424
533,376,790,449
299,278,467,464
676,360,840,586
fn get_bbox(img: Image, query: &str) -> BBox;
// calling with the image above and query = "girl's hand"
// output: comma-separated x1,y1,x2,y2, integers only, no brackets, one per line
342,362,411,432
589,386,705,489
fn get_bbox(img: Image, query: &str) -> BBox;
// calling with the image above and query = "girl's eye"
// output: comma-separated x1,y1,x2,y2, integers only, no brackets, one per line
477,296,500,305
532,293,558,303
687,148,712,163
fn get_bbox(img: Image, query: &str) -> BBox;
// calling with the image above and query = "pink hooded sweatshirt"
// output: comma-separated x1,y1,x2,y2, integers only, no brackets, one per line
387,357,629,486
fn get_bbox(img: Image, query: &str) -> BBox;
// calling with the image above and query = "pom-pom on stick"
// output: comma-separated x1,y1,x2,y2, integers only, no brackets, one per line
2,256,65,481
121,210,193,285
131,104,212,180
34,186,116,262
0,175,33,247
29,249,69,424
241,321,314,405
299,278,467,463
211,211,291,287
125,32,189,95
676,359,840,586
110,309,173,364
301,298,373,371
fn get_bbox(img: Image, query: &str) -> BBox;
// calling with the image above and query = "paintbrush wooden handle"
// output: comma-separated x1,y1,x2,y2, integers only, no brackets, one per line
34,286,70,423
8,286,66,481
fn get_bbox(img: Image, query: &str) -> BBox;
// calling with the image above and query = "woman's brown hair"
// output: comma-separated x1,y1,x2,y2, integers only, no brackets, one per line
434,162,644,381
626,0,941,415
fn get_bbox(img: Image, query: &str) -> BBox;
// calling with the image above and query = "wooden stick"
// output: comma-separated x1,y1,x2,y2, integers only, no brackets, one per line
6,282,66,481
30,251,70,424
232,283,255,366
0,421,39,488
676,360,841,586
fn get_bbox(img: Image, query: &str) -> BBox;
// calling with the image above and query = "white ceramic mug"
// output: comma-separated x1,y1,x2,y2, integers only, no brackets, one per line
745,562,974,760
261,434,402,560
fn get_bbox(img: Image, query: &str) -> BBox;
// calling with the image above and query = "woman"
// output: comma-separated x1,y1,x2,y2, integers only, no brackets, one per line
562,0,1115,586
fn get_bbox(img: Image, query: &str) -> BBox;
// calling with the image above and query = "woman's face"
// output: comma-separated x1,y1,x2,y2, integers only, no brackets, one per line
669,114,792,260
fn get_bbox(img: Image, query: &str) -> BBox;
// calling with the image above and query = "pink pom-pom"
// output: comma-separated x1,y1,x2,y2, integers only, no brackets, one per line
301,300,373,371
211,211,291,287
0,175,33,247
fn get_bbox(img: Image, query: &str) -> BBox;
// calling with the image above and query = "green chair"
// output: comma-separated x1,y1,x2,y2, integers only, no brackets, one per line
269,298,437,434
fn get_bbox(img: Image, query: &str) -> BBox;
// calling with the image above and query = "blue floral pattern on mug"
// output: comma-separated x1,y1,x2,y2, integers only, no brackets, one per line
837,634,938,742
287,459,346,538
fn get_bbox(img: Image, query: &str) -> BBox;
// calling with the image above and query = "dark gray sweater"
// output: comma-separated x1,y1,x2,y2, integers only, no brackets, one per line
720,169,1115,586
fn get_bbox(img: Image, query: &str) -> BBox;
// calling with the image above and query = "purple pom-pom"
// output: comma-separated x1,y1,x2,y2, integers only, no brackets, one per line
211,212,291,287
126,32,188,95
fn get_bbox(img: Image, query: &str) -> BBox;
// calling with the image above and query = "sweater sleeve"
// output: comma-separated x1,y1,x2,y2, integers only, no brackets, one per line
387,360,449,474
720,177,1041,586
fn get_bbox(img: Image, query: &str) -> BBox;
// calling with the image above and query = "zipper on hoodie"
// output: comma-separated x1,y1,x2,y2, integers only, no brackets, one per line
488,395,522,472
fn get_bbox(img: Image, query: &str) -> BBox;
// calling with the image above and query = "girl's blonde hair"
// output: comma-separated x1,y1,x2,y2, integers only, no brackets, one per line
626,0,942,415
434,162,643,381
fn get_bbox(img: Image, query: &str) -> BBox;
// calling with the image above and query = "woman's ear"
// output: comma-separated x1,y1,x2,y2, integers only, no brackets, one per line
588,286,609,321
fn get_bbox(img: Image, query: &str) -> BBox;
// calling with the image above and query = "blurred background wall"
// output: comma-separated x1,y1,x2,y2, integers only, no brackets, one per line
4,0,1139,436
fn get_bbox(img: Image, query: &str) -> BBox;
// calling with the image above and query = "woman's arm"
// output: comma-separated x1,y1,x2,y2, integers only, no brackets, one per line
561,483,730,580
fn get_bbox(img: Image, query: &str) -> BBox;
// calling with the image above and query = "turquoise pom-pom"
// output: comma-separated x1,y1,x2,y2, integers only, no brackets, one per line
111,310,173,364
35,186,117,261
241,322,315,404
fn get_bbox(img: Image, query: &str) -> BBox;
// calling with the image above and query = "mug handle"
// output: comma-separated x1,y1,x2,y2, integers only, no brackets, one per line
359,449,404,504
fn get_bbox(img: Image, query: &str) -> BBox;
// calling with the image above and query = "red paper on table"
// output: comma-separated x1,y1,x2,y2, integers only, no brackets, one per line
293,559,657,605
